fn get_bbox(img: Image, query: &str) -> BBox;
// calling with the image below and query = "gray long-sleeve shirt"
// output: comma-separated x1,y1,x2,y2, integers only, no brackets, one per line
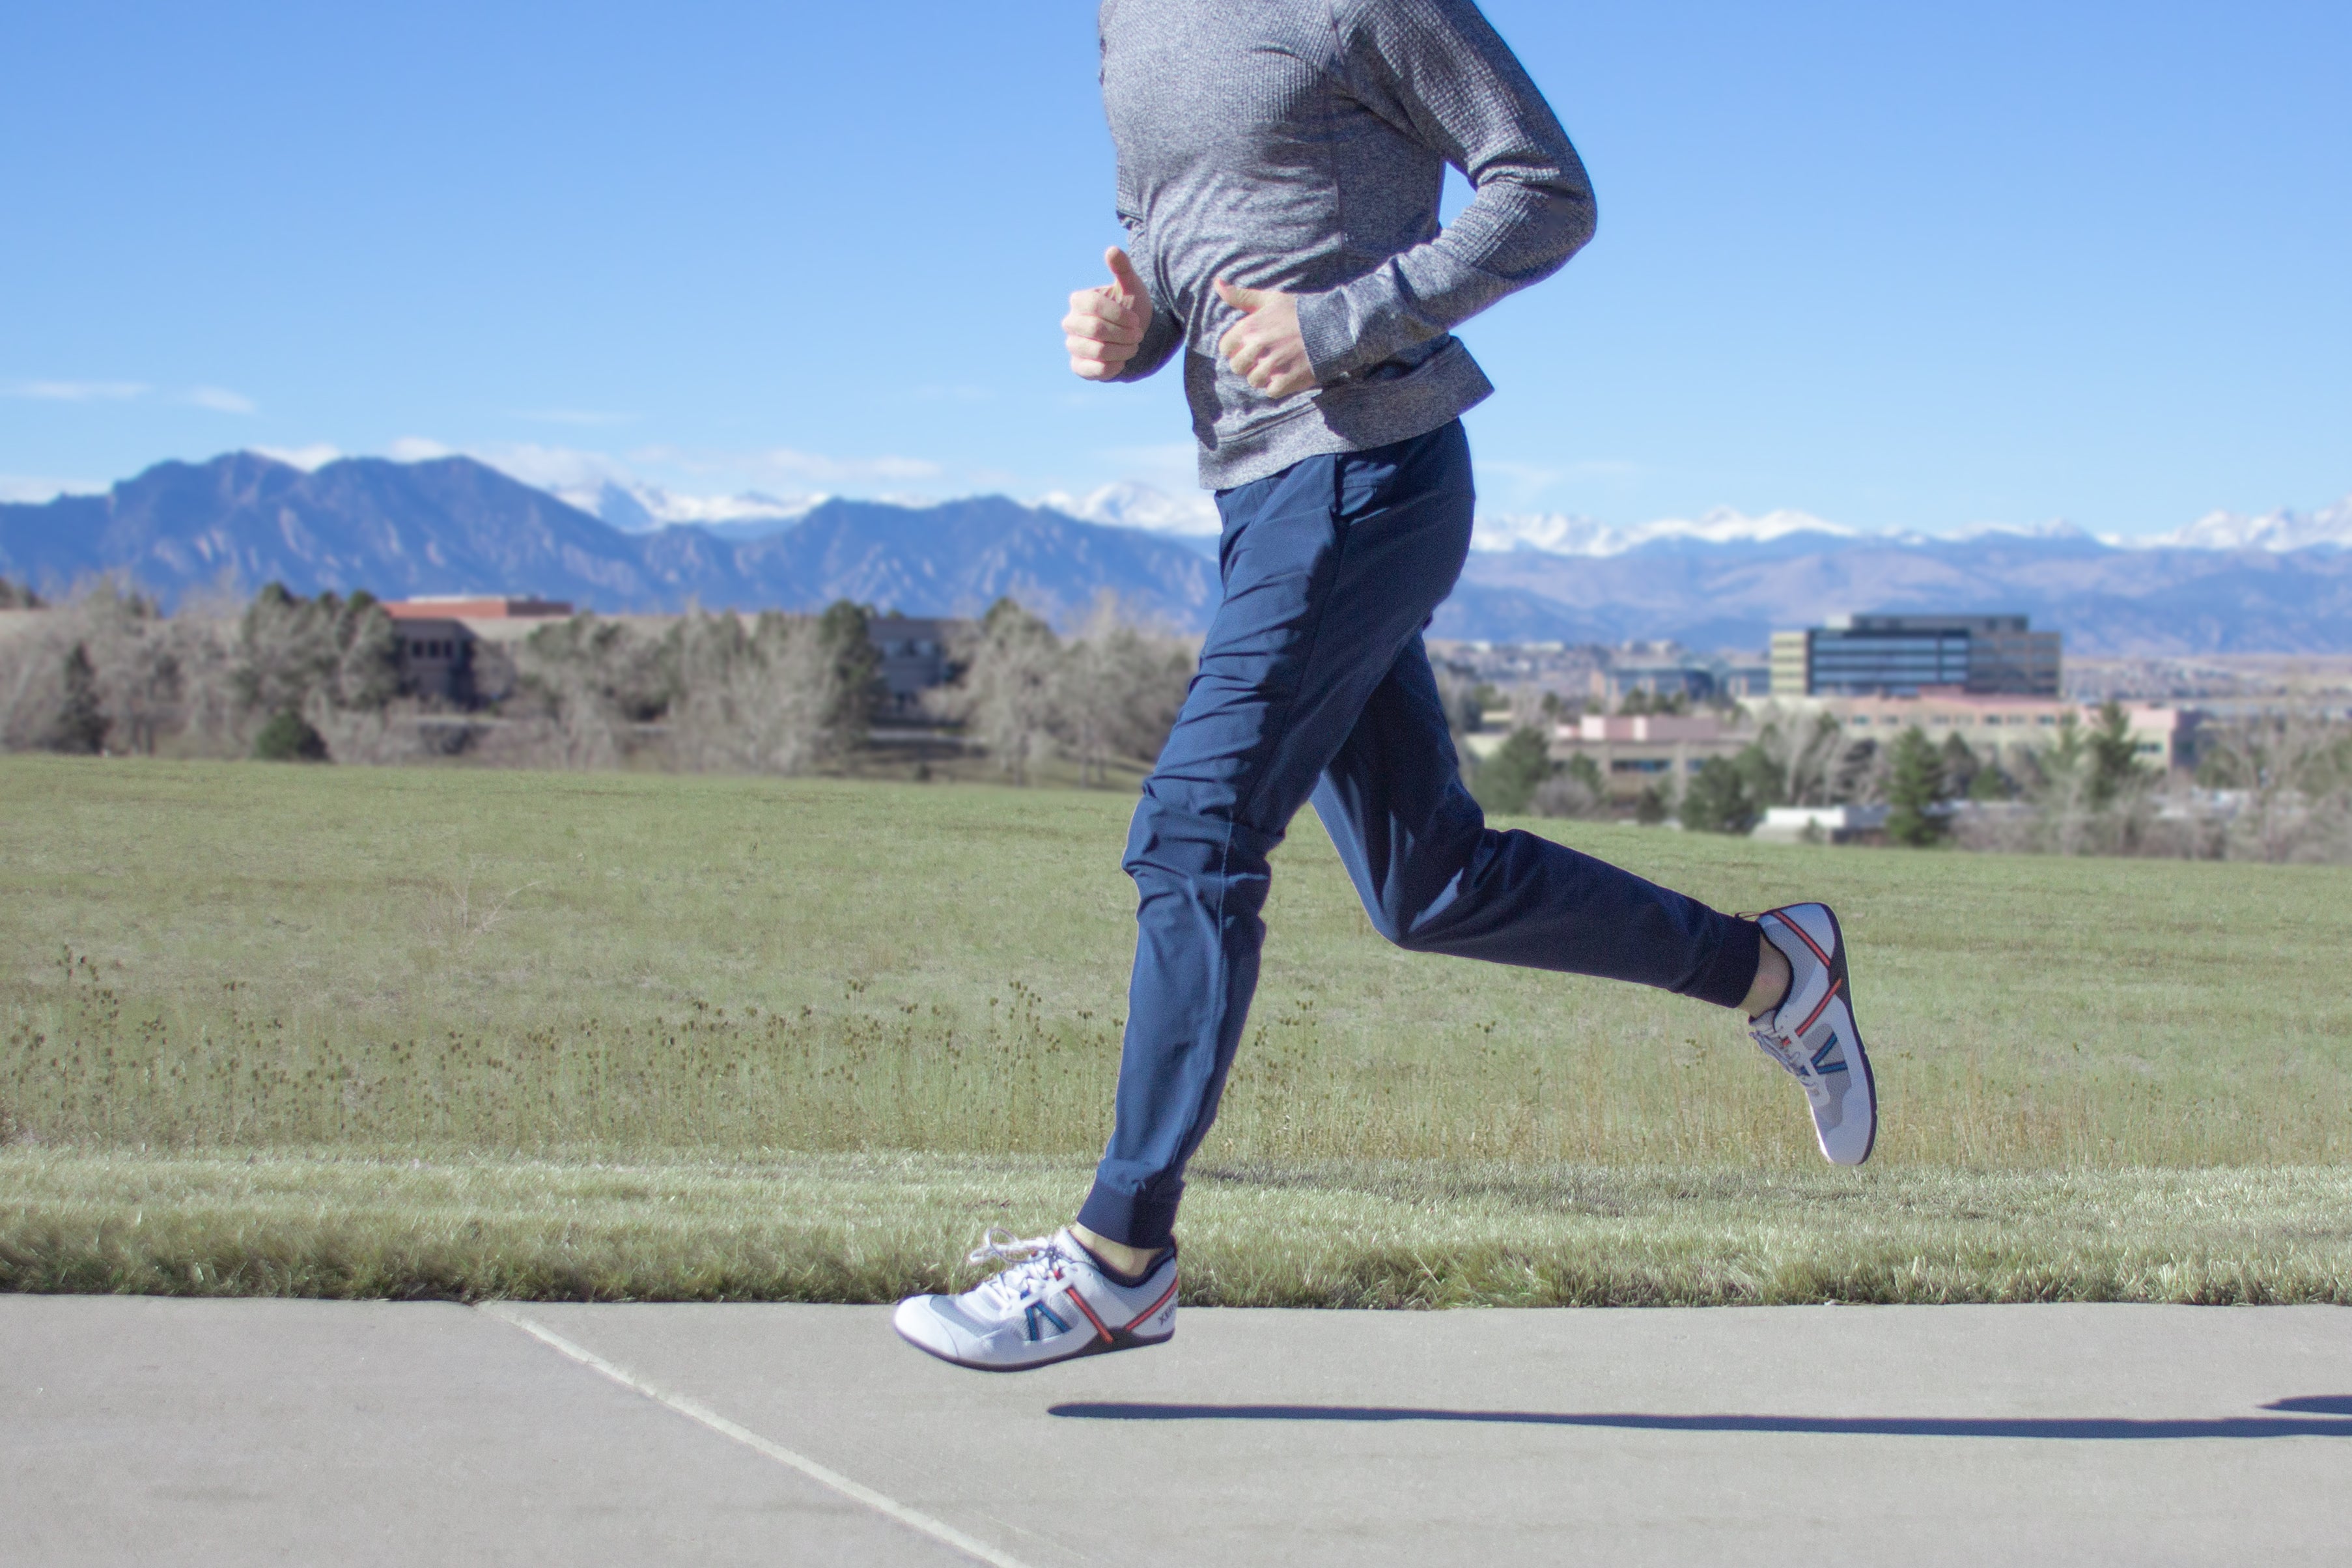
1098,0,1595,490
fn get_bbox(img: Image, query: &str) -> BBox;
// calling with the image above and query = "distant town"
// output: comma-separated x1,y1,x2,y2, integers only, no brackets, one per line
5,574,2349,861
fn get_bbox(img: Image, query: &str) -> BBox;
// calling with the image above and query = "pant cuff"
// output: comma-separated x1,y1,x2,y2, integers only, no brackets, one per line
1076,1179,1183,1250
1687,916,1763,1011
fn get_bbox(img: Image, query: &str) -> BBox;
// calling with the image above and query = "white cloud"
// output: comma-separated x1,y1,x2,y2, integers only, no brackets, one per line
388,436,455,462
1038,480,1220,538
254,443,342,471
462,442,633,492
183,385,257,414
5,380,150,402
753,446,942,484
0,475,107,503
5,378,258,412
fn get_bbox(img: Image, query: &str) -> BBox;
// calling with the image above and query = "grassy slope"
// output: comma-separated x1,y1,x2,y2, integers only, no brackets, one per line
7,1151,2348,1306
4,755,2350,1302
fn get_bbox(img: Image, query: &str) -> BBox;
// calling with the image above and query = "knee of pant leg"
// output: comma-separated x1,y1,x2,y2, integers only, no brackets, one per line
1348,826,1485,954
1372,861,1485,955
1385,908,1453,955
1122,789,1281,888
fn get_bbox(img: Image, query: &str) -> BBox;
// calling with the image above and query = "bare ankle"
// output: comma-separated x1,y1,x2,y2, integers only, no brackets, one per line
1070,1222,1161,1279
1742,932,1792,1020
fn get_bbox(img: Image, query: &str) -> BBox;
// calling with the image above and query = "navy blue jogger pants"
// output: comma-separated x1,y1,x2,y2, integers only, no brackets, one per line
1075,423,1761,1248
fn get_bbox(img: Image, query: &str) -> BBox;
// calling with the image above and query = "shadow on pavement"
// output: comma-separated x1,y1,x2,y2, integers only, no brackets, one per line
1049,1394,2352,1440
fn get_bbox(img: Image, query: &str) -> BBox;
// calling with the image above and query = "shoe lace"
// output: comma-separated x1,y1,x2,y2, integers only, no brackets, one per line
1749,1018,1828,1103
963,1227,1068,1313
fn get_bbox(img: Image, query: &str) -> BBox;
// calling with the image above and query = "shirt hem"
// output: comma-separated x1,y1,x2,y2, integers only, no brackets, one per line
1194,342,1494,490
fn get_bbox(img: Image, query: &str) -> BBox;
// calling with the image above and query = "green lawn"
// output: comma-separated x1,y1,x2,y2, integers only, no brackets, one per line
3,755,2349,1302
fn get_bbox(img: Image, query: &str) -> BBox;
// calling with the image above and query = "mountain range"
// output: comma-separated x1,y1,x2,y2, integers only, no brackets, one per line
0,453,1221,631
3,451,2349,654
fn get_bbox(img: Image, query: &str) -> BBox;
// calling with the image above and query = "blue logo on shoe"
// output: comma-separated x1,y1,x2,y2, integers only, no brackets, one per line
1025,1302,1071,1341
1812,1033,1849,1074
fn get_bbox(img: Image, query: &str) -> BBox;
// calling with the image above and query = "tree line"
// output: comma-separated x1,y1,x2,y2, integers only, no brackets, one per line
1463,697,2352,865
9,575,2343,858
0,578,1195,785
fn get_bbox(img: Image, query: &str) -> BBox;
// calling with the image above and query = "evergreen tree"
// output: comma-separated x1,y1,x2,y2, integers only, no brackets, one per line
814,600,882,749
43,642,109,754
1731,737,1789,813
2086,700,2146,808
1885,725,1949,846
1472,726,1553,815
1679,755,1761,834
251,708,329,761
1968,752,2011,802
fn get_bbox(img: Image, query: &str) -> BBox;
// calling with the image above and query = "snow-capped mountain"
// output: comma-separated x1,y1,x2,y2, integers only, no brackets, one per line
1946,518,2097,544
8,453,2352,654
0,453,1218,630
552,478,822,539
2143,495,2352,552
1036,481,1222,539
1471,506,1858,556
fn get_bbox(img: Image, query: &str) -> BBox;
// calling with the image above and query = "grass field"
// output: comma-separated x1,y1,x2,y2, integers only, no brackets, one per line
4,755,2351,1303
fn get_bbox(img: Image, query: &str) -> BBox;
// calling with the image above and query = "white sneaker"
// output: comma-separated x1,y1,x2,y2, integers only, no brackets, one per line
892,1227,1179,1373
1750,903,1878,1165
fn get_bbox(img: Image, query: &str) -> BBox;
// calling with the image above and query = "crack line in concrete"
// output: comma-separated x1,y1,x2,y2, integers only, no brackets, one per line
477,1303,1034,1568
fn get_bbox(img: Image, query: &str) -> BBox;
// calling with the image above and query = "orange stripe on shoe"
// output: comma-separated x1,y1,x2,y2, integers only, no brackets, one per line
1796,975,1844,1037
1064,1287,1115,1344
1769,909,1833,968
1126,1277,1179,1332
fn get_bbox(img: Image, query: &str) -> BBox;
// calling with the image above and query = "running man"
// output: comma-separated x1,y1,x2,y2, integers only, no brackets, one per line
894,0,1875,1372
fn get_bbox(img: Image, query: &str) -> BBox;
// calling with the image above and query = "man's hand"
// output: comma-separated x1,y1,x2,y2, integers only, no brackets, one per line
1064,247,1153,381
1214,277,1317,398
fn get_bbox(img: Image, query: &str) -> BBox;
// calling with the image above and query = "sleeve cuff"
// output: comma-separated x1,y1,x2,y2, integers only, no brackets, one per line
1296,288,1370,385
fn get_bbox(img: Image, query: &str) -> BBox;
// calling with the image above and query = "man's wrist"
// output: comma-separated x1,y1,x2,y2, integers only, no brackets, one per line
1293,288,1362,385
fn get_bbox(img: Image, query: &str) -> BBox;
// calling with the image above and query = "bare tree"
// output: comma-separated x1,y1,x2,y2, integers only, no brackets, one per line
2195,714,2352,863
1051,593,1193,785
231,585,400,755
938,599,1065,784
1739,705,1848,807
662,609,843,775
507,614,666,770
0,578,239,757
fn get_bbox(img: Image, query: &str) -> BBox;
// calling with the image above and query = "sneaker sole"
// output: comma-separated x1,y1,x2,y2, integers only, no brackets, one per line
893,1319,1173,1374
1813,904,1877,1164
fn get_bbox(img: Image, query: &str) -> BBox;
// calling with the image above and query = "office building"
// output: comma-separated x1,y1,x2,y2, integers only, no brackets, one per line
1771,614,2061,698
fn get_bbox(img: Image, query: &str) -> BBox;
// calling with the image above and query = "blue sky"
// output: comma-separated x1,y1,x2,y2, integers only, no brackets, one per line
4,0,2346,535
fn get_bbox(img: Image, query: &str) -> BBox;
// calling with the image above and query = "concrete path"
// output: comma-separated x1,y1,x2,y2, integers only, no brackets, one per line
6,1297,2349,1567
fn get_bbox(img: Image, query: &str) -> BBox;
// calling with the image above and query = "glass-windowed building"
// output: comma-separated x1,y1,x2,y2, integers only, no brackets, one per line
1770,614,2062,698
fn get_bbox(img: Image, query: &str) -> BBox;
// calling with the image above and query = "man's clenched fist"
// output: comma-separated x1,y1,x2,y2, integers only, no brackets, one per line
1064,247,1153,380
1214,277,1316,399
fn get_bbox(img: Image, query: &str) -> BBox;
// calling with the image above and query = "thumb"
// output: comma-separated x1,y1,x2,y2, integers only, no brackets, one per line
1214,276,1268,313
1104,246,1147,300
